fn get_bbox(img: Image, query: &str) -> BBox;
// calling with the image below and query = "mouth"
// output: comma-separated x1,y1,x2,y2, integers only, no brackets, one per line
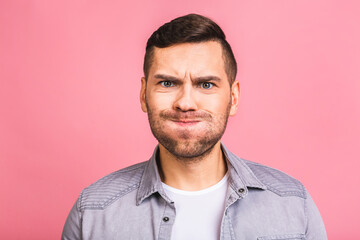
171,119,201,126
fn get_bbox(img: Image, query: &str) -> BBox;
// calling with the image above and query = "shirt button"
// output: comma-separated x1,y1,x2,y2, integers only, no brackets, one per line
163,217,169,222
238,188,245,193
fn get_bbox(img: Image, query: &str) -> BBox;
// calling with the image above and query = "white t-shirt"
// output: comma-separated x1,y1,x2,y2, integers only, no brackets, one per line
162,172,229,240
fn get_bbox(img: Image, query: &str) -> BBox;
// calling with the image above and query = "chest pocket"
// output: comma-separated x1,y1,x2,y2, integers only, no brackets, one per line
257,234,305,240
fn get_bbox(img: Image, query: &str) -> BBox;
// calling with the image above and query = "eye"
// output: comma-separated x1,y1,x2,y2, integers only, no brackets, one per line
200,82,213,89
160,81,174,87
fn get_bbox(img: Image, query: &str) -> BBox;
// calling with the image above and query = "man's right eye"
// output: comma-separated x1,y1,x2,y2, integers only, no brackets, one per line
160,81,174,87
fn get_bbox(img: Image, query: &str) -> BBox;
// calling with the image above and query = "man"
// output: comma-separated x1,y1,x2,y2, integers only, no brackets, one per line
62,14,327,239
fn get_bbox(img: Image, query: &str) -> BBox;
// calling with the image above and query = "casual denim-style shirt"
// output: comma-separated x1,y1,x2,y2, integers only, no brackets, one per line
62,144,327,240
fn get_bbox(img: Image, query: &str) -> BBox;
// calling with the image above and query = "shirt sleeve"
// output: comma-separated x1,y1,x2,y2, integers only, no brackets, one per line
305,189,327,239
62,198,82,240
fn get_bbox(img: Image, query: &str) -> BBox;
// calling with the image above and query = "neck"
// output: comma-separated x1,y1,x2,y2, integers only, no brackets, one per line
158,141,227,191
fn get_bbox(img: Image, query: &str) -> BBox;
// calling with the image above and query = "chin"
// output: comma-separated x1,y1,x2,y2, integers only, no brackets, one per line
161,138,218,160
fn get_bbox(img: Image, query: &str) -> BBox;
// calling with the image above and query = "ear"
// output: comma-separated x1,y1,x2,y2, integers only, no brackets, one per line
140,77,148,113
229,80,240,116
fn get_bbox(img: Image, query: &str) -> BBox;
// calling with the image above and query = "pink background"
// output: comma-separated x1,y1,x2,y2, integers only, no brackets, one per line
1,0,359,239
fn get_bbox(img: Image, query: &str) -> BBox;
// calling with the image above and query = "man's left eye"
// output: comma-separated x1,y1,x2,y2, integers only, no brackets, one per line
201,82,213,89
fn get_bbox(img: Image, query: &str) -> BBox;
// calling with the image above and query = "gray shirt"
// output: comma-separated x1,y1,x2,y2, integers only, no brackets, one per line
62,144,327,239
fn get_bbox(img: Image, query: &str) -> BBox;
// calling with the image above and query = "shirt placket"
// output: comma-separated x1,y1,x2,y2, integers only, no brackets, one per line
158,200,176,240
220,185,247,240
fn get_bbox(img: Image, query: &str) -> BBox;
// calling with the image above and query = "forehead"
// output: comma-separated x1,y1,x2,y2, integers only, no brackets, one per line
150,41,227,79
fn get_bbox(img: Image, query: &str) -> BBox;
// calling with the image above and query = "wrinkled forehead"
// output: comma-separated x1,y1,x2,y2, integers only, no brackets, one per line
149,41,227,80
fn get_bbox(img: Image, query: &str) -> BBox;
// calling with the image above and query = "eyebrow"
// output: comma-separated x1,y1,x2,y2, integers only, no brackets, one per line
153,74,222,82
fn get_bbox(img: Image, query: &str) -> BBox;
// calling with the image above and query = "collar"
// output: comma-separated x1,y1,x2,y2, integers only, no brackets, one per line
136,143,266,206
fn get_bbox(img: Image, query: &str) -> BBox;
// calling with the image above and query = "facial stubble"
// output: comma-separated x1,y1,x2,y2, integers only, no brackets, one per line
145,96,232,162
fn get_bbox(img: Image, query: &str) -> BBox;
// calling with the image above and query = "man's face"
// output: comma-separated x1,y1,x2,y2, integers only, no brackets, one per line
140,41,240,159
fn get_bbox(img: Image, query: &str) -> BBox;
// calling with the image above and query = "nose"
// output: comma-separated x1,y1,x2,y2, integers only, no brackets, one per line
173,84,198,112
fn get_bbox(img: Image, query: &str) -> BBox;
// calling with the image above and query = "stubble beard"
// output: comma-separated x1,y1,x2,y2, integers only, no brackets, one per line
146,100,231,162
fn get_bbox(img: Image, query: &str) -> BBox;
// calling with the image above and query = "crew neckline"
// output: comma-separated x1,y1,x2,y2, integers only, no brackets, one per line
162,172,229,196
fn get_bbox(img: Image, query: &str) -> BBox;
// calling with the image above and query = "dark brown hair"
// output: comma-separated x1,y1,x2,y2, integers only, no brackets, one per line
143,14,237,85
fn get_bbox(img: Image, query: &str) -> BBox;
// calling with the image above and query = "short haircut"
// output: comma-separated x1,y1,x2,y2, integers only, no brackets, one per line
143,13,237,85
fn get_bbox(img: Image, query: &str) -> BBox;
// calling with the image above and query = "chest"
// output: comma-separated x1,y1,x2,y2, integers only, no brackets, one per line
80,191,306,240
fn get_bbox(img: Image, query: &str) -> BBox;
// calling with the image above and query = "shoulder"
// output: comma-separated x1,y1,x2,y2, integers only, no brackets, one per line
243,159,306,199
78,161,148,211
